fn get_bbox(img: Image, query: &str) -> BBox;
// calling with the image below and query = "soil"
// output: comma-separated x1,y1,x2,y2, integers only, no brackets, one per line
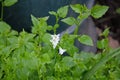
94,0,120,48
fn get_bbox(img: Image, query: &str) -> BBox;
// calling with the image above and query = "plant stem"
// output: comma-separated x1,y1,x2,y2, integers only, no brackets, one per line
54,16,59,34
74,20,81,35
74,25,78,35
1,0,4,21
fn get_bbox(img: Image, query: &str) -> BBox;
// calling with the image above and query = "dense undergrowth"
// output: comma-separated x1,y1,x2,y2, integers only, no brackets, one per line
0,0,120,80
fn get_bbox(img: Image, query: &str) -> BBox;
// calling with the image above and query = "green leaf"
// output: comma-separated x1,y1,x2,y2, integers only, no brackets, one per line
31,15,48,33
61,17,76,26
25,34,35,42
53,24,59,29
91,5,109,19
78,12,90,20
41,53,51,64
71,4,90,20
0,21,11,33
116,8,120,14
62,56,76,69
57,5,68,18
83,48,120,80
49,11,57,16
42,33,51,43
38,16,49,22
4,0,18,7
74,52,94,62
8,30,18,36
70,4,82,13
97,39,108,49
31,15,39,27
71,66,84,77
60,34,78,56
7,36,18,44
78,35,93,46
47,25,53,31
101,28,110,37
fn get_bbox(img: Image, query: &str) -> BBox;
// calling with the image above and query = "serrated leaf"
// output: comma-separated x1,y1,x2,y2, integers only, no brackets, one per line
57,5,68,18
4,0,18,7
78,35,93,46
91,5,109,19
61,17,76,26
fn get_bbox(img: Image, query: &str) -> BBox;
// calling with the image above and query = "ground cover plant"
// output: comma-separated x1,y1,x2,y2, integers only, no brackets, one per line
0,0,120,80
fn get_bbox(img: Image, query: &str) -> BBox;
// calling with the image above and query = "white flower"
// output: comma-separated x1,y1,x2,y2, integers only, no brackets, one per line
50,34,60,49
59,47,66,55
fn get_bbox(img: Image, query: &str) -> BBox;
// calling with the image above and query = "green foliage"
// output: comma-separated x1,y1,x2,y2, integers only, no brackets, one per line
0,21,11,33
61,17,77,26
49,5,68,19
97,38,109,49
101,28,110,37
3,0,18,7
57,5,69,18
97,28,110,50
91,4,109,19
70,4,90,20
116,8,120,14
78,35,93,46
0,1,120,80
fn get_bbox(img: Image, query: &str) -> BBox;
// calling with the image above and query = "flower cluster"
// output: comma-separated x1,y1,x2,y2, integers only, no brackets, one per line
59,47,66,55
50,34,60,49
50,34,66,55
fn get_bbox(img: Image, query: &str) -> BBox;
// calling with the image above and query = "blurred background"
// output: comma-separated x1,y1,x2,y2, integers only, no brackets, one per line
94,0,120,48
